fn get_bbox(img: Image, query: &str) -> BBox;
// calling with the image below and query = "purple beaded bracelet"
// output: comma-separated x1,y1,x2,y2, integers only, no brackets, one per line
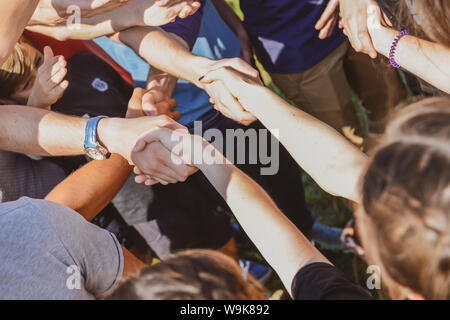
389,29,409,68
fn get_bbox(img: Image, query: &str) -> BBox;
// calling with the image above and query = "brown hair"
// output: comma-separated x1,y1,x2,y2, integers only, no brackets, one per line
360,97,450,299
398,0,450,47
0,43,32,99
109,249,264,300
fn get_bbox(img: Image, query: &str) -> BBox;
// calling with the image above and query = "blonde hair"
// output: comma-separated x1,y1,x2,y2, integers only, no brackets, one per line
0,43,32,99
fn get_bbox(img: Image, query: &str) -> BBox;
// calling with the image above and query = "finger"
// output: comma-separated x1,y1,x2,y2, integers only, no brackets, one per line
356,14,377,58
50,67,67,87
382,11,393,27
147,151,185,183
214,103,237,121
43,46,54,63
318,16,335,39
48,80,69,98
199,68,228,85
179,4,193,19
129,87,145,110
327,16,338,38
315,0,339,30
134,166,144,175
142,92,158,116
41,56,63,78
147,177,167,186
47,58,66,82
135,174,148,184
153,98,178,116
221,58,259,79
169,111,181,121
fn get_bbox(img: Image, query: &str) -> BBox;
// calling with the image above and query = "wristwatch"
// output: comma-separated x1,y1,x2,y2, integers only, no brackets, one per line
84,116,111,160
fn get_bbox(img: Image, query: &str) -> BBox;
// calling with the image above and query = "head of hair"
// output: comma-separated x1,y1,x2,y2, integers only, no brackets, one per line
360,97,450,299
108,249,264,300
0,43,32,100
399,0,450,47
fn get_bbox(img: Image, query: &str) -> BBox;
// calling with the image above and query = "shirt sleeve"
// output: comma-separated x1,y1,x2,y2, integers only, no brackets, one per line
291,262,372,300
160,0,205,49
31,199,124,298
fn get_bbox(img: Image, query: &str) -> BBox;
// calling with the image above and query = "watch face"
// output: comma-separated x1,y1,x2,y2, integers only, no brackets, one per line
85,147,107,161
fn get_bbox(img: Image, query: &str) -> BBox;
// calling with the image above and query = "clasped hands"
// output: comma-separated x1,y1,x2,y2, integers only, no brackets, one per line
127,64,263,186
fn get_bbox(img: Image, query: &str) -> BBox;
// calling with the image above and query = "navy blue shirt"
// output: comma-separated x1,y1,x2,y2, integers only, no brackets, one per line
161,0,205,50
240,0,346,74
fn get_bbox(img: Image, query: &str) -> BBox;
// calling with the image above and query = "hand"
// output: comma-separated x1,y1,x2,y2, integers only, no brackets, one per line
139,0,202,26
365,1,394,54
315,0,339,40
126,87,181,120
142,90,180,119
27,46,69,109
155,0,202,19
339,0,377,58
132,126,200,185
198,58,261,126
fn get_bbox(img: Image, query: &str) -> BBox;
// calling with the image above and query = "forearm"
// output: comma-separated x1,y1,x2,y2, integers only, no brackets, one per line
26,6,135,41
371,27,450,94
0,105,86,156
0,0,39,64
211,0,248,41
196,143,328,295
121,246,147,285
115,27,213,87
241,85,367,202
45,154,132,221
0,105,129,159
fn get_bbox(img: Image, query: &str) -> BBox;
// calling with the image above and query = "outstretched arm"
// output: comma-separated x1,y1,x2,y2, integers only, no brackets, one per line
0,0,39,65
26,0,201,41
199,69,368,203
113,25,259,125
133,129,330,297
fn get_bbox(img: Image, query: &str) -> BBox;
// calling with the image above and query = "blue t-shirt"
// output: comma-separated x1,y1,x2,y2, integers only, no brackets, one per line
240,0,346,74
94,0,241,125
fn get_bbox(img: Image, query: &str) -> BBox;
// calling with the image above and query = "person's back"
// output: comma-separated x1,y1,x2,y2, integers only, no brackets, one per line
0,197,123,300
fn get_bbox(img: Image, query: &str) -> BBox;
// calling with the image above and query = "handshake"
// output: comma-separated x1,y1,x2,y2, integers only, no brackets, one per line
107,58,264,186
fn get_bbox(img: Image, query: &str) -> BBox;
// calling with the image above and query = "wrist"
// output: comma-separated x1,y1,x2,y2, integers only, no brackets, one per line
238,83,268,114
97,117,124,155
190,57,216,87
370,26,396,57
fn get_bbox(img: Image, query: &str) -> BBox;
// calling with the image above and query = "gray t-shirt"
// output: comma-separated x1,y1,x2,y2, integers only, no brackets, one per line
0,197,124,300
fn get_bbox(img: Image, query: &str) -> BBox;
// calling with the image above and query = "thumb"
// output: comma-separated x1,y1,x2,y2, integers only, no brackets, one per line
43,46,54,62
225,58,259,79
128,88,145,111
315,0,339,30
366,0,382,29
142,91,158,116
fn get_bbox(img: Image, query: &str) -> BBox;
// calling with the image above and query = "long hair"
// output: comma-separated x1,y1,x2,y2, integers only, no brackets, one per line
109,249,264,300
360,97,450,299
